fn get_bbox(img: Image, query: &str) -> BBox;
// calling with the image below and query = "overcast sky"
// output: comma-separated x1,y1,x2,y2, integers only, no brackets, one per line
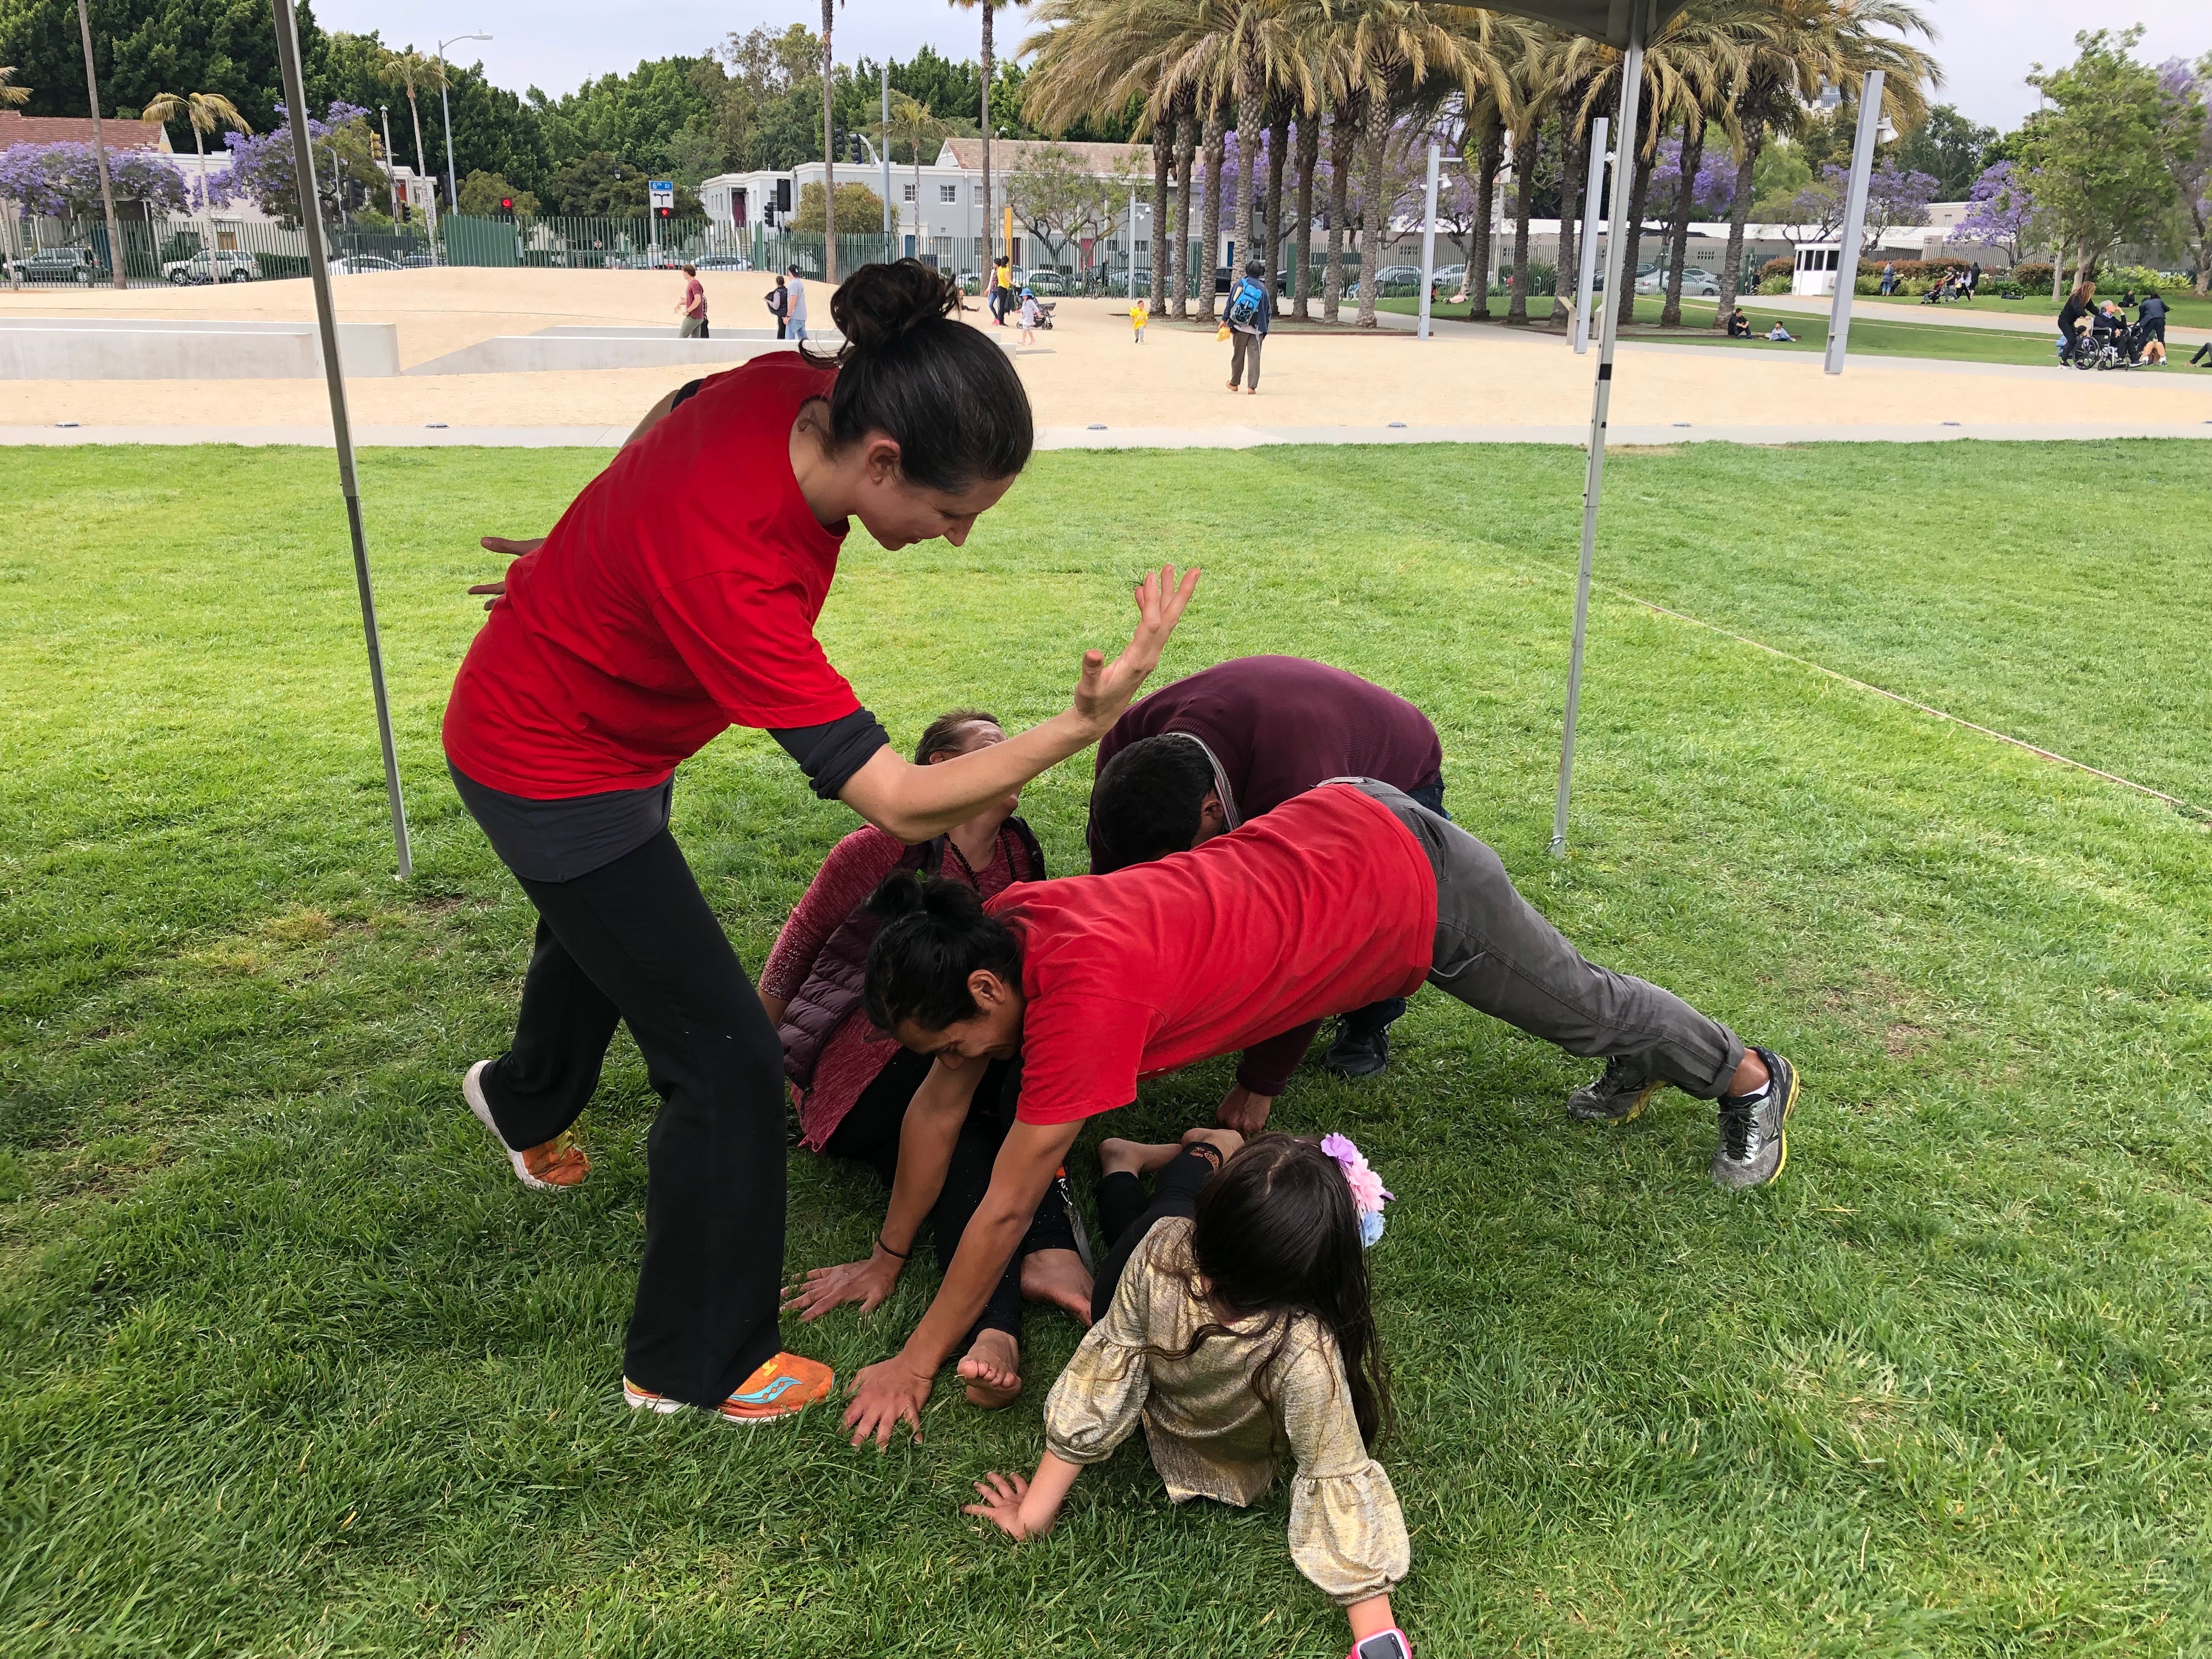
318,0,2205,132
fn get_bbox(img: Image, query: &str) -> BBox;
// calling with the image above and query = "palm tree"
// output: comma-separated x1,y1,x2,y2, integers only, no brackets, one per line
821,0,844,281
0,65,29,106
949,0,1001,266
378,49,445,235
876,92,951,255
1710,1,1938,329
1501,25,1568,324
143,91,253,234
1465,93,1503,318
1223,1,1309,296
1289,99,1320,315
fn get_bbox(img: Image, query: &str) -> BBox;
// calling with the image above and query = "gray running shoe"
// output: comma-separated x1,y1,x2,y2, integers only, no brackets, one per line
1710,1048,1798,1190
1565,1057,1666,1123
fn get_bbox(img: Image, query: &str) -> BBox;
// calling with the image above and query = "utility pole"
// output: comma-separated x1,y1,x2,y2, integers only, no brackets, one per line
881,63,892,240
74,0,128,289
436,33,490,216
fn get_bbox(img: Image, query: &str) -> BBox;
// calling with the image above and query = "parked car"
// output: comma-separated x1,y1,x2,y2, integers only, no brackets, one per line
328,254,403,275
696,253,751,270
1023,269,1068,295
1430,263,1467,296
17,245,104,284
1634,267,1722,296
162,249,257,285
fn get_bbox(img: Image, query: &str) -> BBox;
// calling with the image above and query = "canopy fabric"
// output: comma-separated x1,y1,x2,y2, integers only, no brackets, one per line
1413,0,1694,49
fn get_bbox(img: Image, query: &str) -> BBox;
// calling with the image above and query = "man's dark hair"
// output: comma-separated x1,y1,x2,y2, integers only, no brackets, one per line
1088,733,1216,874
1244,258,1263,277
863,875,1024,1032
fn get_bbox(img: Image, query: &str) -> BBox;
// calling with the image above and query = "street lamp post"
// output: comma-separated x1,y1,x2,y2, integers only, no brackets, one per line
436,32,491,214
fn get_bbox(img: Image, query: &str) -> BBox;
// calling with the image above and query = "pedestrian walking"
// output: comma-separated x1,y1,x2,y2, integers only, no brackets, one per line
766,273,789,340
1018,287,1041,347
1880,262,1895,296
675,264,709,338
1223,259,1269,395
1130,297,1148,342
786,264,809,343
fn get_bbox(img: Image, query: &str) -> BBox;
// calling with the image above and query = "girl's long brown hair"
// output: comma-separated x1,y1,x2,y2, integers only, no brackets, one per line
1149,1135,1392,1448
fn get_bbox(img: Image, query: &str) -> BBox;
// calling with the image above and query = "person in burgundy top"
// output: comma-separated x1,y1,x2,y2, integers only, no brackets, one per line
809,781,1799,1446
1086,656,1446,1116
764,708,1090,1407
443,261,1198,1427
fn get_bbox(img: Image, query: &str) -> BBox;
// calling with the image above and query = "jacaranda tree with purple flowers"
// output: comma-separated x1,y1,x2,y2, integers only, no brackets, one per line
0,143,188,218
211,102,387,228
1956,161,2038,266
2154,55,2211,295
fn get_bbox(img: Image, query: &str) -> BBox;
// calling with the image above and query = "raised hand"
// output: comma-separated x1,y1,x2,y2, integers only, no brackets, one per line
1071,563,1201,734
782,1253,900,1322
961,1471,1032,1539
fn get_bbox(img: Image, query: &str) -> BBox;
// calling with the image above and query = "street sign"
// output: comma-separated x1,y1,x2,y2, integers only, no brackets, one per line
649,180,674,212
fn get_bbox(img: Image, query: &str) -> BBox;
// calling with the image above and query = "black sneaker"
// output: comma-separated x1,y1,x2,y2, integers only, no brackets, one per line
1565,1057,1665,1123
1710,1048,1798,1190
1323,1023,1390,1078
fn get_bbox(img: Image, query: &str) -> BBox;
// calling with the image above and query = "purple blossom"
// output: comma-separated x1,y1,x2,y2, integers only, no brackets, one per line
1956,161,2036,261
212,102,373,225
1785,160,1937,247
0,142,188,217
1649,138,1740,219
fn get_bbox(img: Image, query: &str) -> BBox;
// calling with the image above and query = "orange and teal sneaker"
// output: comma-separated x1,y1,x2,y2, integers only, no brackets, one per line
623,1352,836,1425
465,1060,590,1191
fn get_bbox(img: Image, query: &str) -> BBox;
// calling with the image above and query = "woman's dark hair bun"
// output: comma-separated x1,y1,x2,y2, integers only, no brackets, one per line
820,258,1032,494
831,259,963,357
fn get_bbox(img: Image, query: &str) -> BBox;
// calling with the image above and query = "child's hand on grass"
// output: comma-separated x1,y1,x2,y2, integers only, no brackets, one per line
783,1251,901,1321
962,1471,1032,1540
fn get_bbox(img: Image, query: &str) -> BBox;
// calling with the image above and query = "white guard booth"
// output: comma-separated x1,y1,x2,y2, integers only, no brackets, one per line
1792,241,1844,297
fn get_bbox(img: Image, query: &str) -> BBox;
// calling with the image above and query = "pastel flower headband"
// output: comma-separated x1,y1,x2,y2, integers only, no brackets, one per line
1321,1133,1393,1249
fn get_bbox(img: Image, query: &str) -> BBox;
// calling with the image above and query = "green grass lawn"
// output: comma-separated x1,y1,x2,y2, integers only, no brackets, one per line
1852,291,2212,331
4,439,2212,1656
1371,294,2131,367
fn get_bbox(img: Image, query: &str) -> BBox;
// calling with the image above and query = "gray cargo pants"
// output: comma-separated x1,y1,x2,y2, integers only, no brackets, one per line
1344,779,1745,1100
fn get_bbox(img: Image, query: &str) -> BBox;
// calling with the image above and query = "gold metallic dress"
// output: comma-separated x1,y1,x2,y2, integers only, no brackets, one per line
1042,1218,1410,1606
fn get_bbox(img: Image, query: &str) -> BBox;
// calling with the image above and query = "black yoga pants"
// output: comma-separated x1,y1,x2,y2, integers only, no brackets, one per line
476,827,787,1409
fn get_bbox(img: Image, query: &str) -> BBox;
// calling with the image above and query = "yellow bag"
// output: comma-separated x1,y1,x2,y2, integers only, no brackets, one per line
1216,324,1232,341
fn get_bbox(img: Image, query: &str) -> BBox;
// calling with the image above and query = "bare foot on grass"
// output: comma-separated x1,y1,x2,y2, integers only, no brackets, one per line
957,1329,1023,1409
1020,1247,1094,1324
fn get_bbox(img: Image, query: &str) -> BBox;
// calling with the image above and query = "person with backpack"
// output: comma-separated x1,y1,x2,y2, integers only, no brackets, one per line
1224,258,1271,394
770,708,1091,1409
766,272,789,339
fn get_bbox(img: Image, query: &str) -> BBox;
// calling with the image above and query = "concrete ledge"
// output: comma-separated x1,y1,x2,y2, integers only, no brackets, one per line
405,333,837,375
0,318,400,379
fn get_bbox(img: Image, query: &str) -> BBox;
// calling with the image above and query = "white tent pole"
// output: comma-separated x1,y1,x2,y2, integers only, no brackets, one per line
271,0,413,879
1824,69,1884,376
1417,142,1441,340
1550,2,1646,857
1573,115,1608,353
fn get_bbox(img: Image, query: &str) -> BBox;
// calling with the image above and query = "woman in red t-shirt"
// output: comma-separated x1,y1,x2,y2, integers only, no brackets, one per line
441,261,1198,1426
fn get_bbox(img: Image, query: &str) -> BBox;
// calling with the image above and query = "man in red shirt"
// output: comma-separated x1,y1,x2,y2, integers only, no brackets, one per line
811,780,1799,1444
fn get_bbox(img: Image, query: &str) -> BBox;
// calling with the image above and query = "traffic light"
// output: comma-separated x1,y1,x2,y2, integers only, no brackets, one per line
499,196,514,218
655,205,672,219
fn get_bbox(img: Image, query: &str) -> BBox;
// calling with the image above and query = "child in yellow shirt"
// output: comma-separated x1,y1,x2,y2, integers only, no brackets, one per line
1130,297,1149,342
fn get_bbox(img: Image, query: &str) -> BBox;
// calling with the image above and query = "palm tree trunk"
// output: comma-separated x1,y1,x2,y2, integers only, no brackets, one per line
1508,124,1537,323
1263,103,1289,314
980,1,994,268
1232,38,1260,277
1553,111,1585,326
1614,142,1652,328
1171,93,1197,317
1197,101,1226,320
1355,84,1388,328
1715,122,1763,328
1324,95,1353,323
1292,109,1318,318
1661,114,1702,328
1150,106,1172,315
1470,116,1500,320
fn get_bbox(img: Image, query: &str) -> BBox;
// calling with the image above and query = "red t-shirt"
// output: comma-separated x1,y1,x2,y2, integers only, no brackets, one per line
990,786,1437,1125
442,355,861,798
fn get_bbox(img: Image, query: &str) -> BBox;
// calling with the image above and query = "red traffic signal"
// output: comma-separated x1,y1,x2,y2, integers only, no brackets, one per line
654,205,672,219
499,196,514,217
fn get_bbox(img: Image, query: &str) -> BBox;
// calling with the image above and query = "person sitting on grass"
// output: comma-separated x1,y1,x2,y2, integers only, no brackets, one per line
767,708,1092,1407
1726,307,1752,338
825,779,1799,1445
1764,321,1796,342
962,1129,1415,1659
1087,655,1447,1107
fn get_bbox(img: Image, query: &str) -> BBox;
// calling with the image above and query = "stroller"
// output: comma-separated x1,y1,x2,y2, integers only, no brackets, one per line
1023,291,1057,330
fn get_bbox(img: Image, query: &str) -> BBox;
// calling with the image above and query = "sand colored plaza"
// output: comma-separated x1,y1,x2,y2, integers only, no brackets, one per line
3,266,2209,440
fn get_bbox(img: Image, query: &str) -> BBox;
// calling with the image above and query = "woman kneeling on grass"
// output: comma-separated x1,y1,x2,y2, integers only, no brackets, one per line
443,258,1195,1428
769,708,1093,1405
963,1129,1415,1659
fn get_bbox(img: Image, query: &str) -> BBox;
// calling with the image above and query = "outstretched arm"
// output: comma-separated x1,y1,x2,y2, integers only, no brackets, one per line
783,1057,983,1322
838,565,1199,844
962,1454,1084,1540
842,1116,1081,1447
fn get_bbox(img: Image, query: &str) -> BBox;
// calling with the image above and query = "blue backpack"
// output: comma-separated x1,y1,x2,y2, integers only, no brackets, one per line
1226,279,1263,328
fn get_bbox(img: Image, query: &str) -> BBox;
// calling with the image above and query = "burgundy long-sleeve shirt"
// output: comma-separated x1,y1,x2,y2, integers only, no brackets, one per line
1090,656,1443,1095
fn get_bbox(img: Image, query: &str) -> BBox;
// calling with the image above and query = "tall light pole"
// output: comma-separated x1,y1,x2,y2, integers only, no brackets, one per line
436,32,490,213
378,104,400,230
881,63,892,239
